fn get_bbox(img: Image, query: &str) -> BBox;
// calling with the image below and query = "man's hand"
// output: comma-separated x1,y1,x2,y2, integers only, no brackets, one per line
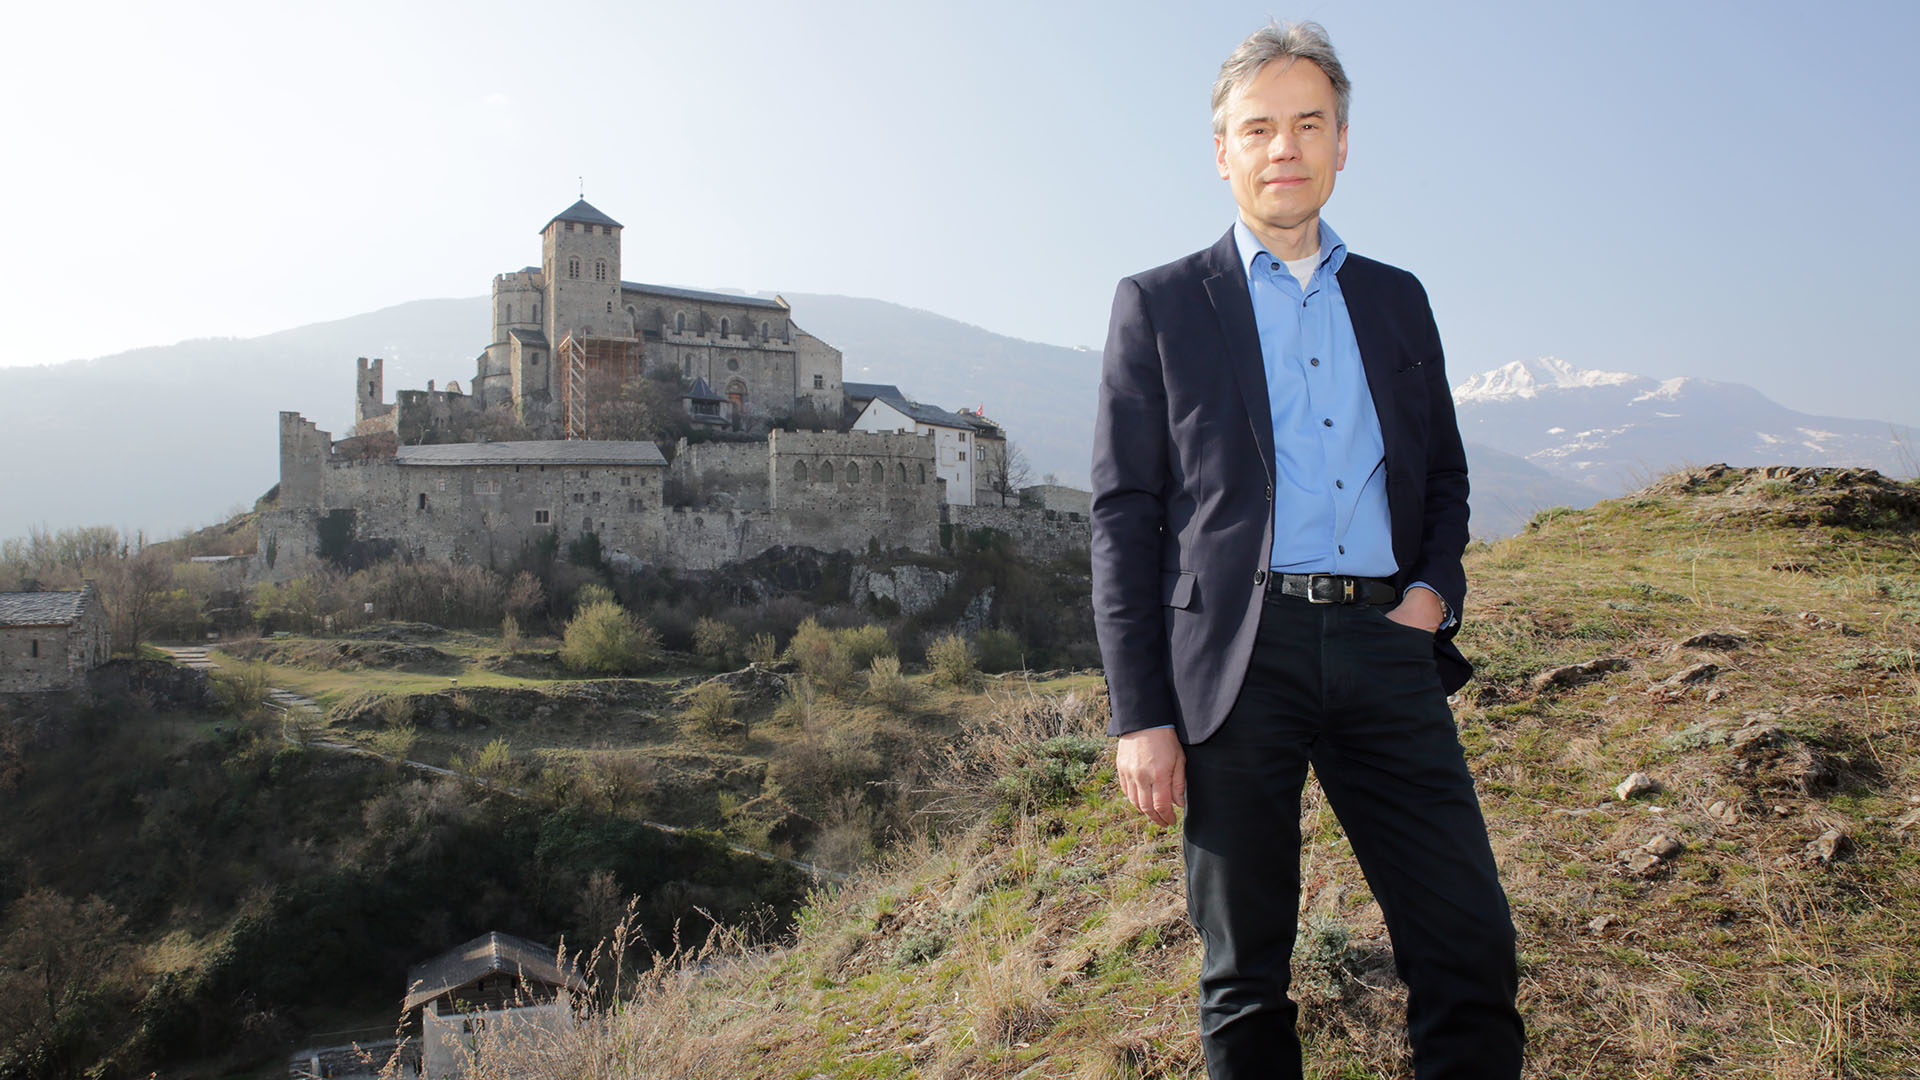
1116,727,1186,826
1386,586,1445,633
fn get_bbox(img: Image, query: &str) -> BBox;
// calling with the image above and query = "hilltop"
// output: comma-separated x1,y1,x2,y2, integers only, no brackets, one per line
462,465,1920,1079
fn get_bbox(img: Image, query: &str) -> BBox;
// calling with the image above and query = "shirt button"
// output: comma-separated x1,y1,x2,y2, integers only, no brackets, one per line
1310,357,1320,366
1322,418,1333,427
1338,545,1346,555
1269,262,1280,271
1335,479,1344,489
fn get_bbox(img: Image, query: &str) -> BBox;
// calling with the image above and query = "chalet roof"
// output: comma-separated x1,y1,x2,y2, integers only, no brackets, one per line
543,199,622,231
394,441,666,467
403,931,586,1013
856,394,993,433
620,281,787,311
0,586,93,628
507,326,549,348
684,377,728,403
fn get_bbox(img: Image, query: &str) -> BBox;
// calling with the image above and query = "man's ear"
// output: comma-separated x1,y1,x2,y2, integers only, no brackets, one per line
1335,123,1349,173
1214,134,1230,181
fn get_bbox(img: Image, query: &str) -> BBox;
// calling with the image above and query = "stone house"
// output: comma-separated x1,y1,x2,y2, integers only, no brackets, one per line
0,583,110,693
406,931,586,1080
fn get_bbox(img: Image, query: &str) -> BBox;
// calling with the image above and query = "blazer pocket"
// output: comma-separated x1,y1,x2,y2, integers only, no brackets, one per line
1162,569,1196,609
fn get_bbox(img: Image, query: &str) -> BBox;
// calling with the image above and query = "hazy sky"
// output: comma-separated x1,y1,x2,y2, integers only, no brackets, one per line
4,0,1917,425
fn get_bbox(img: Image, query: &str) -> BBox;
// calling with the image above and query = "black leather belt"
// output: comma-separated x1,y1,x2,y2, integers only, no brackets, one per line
1254,570,1396,606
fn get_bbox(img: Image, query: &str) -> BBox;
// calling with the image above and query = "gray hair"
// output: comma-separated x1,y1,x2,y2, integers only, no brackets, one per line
1211,21,1351,134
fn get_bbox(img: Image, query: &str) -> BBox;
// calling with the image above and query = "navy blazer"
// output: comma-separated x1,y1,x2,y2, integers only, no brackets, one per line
1091,228,1472,742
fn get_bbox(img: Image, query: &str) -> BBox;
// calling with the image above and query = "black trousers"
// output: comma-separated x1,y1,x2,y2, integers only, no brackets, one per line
1182,593,1523,1080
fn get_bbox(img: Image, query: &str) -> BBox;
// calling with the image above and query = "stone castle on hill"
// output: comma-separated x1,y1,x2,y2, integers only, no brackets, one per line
257,199,1088,582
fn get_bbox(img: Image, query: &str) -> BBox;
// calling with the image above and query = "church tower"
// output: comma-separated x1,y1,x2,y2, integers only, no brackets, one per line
540,199,624,358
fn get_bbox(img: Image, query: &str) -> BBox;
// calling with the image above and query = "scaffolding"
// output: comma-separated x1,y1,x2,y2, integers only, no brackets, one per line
560,333,588,440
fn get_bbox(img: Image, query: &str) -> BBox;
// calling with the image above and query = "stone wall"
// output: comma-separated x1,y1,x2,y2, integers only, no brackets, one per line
946,504,1090,565
0,587,109,693
670,439,772,510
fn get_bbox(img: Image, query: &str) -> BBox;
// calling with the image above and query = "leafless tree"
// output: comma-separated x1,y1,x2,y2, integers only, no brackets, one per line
987,441,1033,507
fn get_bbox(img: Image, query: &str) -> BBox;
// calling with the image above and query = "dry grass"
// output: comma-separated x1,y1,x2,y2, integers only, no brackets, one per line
467,467,1920,1079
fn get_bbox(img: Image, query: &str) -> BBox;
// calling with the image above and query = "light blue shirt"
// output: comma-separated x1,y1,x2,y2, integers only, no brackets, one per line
1234,219,1397,577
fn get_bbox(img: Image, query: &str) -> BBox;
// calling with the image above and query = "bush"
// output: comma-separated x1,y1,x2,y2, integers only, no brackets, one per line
864,655,915,713
974,628,1025,674
839,624,894,671
745,632,779,665
559,601,661,675
785,618,855,696
927,633,979,690
692,617,741,667
683,681,740,736
501,613,522,652
211,661,273,717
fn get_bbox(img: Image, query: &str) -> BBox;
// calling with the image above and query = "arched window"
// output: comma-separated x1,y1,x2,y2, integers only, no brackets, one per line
760,321,769,341
895,462,907,483
682,356,692,375
870,462,883,484
919,464,927,484
567,257,580,279
847,461,860,484
719,317,730,337
594,259,608,281
821,461,834,482
675,312,686,334
794,460,809,482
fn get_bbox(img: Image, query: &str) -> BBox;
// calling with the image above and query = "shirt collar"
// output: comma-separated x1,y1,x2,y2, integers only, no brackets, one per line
1232,218,1349,279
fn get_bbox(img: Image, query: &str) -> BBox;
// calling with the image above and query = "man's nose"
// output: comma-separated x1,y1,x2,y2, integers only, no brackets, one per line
1266,132,1299,161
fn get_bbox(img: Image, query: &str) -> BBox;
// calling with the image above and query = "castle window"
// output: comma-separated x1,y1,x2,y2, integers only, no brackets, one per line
870,462,883,484
566,222,575,232
820,462,834,482
620,476,631,487
896,462,907,483
568,257,581,279
794,460,808,482
976,446,986,461
535,509,550,523
533,302,541,321
719,317,730,337
813,374,824,390
601,225,611,235
573,493,584,504
594,259,607,281
847,461,861,484
418,493,428,510
675,312,686,334
503,303,512,323
531,352,541,364
727,357,740,372
760,322,769,341
683,357,692,376
591,491,601,504
29,640,37,658
919,464,927,484
607,301,613,313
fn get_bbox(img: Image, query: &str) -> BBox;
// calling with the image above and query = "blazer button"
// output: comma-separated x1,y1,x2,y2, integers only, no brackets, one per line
1252,569,1267,586
1265,484,1273,500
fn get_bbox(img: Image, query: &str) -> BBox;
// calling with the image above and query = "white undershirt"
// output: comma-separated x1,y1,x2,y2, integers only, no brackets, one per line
1282,249,1321,291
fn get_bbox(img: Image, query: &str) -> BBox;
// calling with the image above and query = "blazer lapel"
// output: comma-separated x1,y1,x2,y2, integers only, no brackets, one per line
1337,257,1401,467
1202,229,1276,486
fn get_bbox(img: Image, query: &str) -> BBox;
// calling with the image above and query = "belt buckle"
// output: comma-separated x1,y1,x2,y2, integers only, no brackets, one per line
1342,578,1356,604
1305,573,1334,603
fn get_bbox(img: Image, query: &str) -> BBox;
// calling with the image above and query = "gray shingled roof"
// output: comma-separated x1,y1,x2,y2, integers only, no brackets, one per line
844,382,908,408
395,441,666,467
403,931,586,1013
857,394,997,433
508,326,549,347
543,199,622,231
0,589,89,627
684,377,727,402
620,281,786,311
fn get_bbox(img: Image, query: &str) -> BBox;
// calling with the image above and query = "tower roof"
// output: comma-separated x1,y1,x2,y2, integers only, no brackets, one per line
542,199,623,232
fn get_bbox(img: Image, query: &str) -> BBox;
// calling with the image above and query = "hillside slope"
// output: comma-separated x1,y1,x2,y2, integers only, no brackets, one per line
468,465,1920,1079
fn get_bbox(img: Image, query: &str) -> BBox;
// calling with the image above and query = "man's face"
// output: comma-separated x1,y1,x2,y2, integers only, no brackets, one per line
1214,58,1348,245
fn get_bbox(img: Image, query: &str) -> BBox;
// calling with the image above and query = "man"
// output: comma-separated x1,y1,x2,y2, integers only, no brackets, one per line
1089,22,1524,1080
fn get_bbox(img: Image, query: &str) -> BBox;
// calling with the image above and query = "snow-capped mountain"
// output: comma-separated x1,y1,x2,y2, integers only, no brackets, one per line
1453,356,1917,494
